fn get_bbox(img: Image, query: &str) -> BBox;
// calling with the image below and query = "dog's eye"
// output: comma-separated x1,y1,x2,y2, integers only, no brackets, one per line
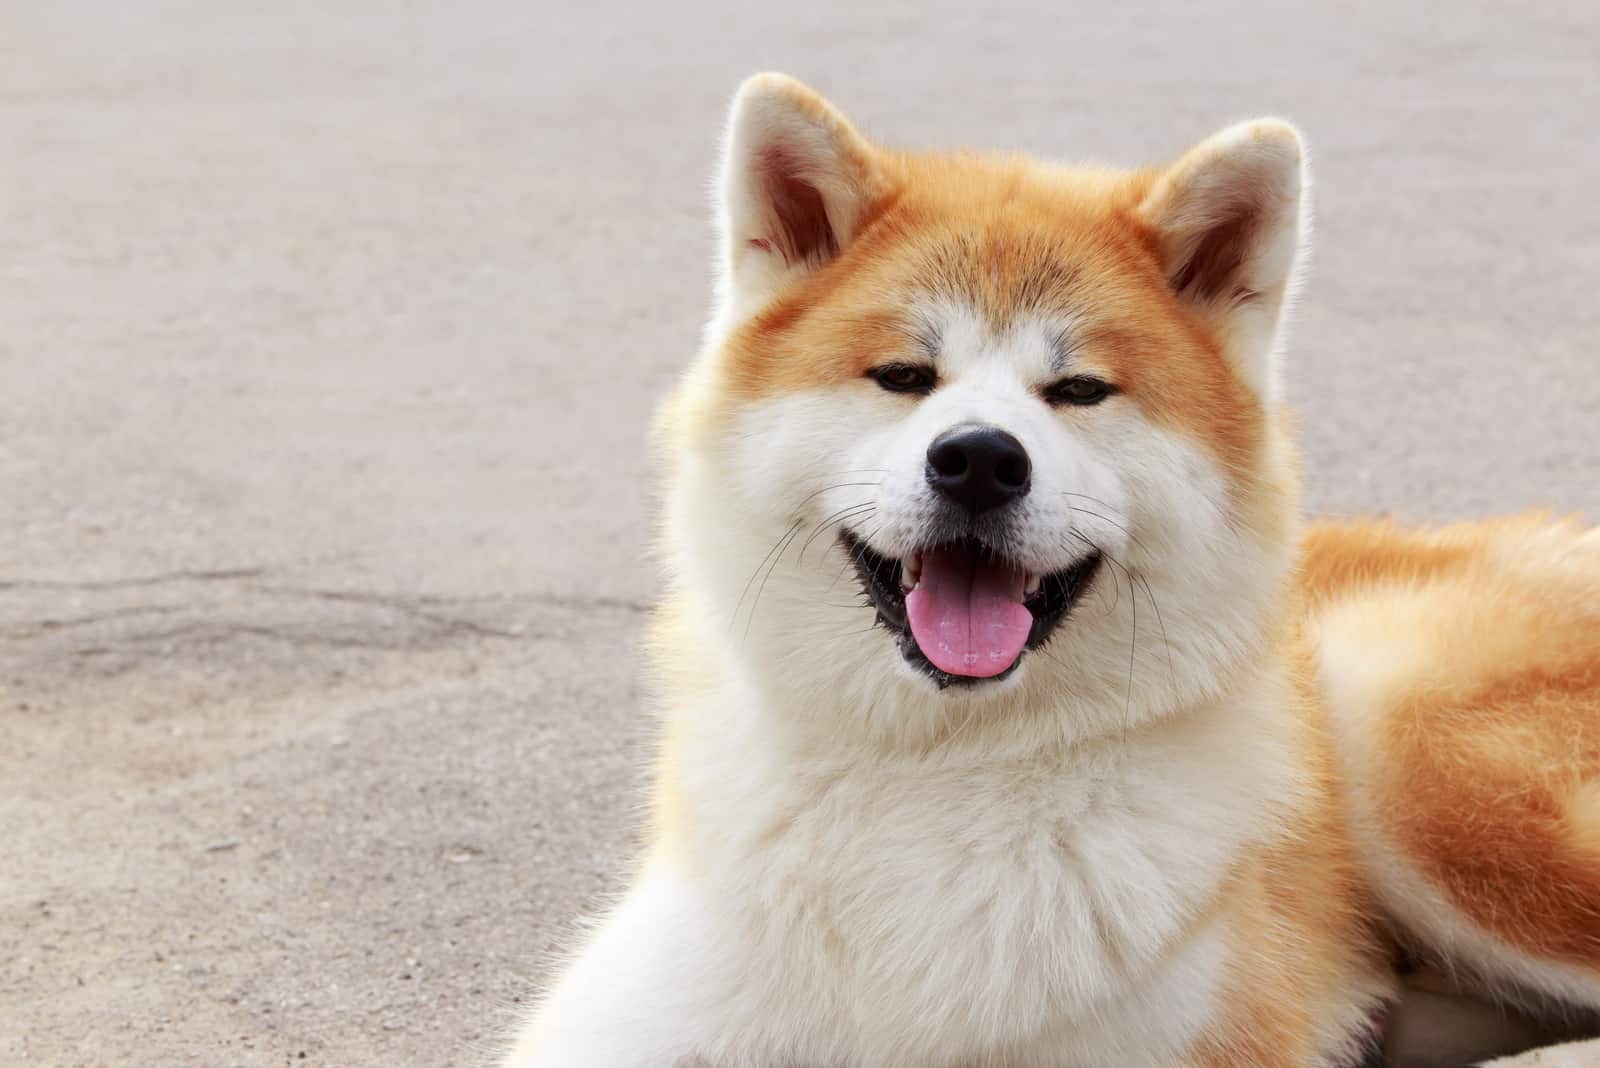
1043,376,1114,407
868,363,937,396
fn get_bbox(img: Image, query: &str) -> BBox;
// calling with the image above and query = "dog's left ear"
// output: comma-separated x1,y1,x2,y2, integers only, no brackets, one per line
1137,121,1308,405
714,74,890,322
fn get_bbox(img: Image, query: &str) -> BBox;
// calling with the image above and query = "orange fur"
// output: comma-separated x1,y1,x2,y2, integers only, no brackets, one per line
717,150,1267,481
1306,516,1600,967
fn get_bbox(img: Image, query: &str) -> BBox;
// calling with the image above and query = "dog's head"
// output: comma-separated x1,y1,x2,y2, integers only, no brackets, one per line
660,75,1306,744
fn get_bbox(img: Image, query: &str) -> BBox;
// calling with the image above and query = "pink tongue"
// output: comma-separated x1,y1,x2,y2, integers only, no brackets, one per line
904,546,1033,678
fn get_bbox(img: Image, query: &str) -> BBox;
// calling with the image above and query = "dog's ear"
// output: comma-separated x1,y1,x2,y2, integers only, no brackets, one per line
715,74,890,321
1137,121,1309,406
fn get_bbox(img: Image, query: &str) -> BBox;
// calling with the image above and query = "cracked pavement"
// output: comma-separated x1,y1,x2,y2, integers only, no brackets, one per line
3,2,1599,1066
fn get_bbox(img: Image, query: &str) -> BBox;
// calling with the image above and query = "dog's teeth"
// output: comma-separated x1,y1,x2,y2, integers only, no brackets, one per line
901,554,922,592
1025,573,1041,597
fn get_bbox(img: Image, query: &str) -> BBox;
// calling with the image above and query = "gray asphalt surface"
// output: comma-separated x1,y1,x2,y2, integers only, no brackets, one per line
3,3,1598,1066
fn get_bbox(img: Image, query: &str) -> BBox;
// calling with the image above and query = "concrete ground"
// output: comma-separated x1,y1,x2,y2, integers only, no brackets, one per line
3,2,1597,1065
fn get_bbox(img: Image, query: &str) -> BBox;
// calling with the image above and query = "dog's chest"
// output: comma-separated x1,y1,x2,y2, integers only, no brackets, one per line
710,746,1245,1058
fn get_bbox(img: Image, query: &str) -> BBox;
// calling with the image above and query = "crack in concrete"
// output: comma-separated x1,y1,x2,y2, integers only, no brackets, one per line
2,605,183,638
244,584,651,615
0,572,650,616
0,568,267,592
0,571,650,654
63,620,537,653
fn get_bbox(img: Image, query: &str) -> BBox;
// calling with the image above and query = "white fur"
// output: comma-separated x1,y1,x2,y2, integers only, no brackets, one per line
684,297,1289,751
508,674,1304,1067
502,288,1310,1064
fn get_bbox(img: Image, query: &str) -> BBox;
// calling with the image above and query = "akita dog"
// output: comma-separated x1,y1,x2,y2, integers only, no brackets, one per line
500,75,1600,1067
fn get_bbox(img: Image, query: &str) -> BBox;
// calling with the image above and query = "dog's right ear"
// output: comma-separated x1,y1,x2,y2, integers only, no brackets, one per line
715,74,889,321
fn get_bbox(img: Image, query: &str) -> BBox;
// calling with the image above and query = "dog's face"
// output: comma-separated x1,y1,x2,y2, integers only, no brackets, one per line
663,76,1306,742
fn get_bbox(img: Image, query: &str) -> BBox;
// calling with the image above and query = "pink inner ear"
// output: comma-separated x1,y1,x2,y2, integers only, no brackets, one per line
756,144,839,268
1171,206,1260,306
748,237,774,253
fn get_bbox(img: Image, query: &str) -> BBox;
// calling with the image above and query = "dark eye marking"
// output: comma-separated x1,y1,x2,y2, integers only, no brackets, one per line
867,363,938,396
1042,376,1116,407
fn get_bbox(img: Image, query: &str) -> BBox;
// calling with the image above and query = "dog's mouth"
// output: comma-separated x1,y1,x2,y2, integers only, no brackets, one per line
842,531,1102,688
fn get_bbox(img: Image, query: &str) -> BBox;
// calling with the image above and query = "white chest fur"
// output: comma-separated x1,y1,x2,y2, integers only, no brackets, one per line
663,677,1302,1066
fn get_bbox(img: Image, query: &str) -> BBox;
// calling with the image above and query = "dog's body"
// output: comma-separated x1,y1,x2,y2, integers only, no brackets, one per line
501,76,1600,1066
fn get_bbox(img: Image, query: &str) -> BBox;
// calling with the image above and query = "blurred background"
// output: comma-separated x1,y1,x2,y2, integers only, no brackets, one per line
2,2,1596,1065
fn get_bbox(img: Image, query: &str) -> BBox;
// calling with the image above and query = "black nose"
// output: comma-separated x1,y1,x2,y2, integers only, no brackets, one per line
925,425,1032,514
